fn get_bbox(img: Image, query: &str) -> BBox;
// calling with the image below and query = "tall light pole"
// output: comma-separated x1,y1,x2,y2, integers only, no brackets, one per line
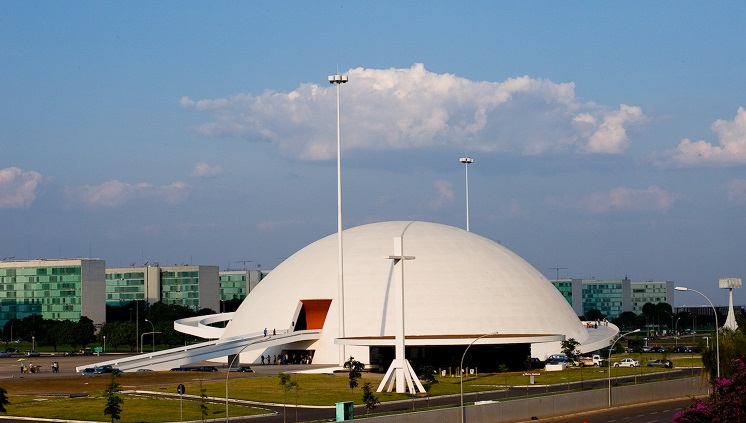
144,319,155,352
461,332,497,423
676,286,719,378
328,72,348,365
459,157,473,232
608,328,640,407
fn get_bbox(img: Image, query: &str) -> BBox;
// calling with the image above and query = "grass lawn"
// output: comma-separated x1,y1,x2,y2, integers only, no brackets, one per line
0,352,705,422
5,394,267,422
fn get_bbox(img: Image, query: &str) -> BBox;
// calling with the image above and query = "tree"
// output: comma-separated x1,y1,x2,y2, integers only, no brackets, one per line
344,356,364,399
278,373,297,423
701,328,746,380
0,387,10,413
613,311,639,330
198,380,210,423
584,309,604,321
561,338,580,365
361,382,380,417
417,364,438,394
103,372,123,422
673,358,746,422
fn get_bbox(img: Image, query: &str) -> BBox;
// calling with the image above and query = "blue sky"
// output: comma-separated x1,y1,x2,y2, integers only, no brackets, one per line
2,1,745,307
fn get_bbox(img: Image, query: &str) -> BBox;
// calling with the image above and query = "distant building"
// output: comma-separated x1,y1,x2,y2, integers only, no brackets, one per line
105,265,220,312
0,259,106,328
551,277,674,319
219,269,268,302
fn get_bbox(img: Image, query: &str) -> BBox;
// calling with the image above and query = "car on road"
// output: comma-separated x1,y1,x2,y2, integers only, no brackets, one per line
672,346,693,353
192,366,219,372
229,366,255,373
614,358,640,367
5,348,18,354
647,359,673,368
25,350,40,357
63,350,77,356
0,351,10,358
92,365,121,374
81,368,96,375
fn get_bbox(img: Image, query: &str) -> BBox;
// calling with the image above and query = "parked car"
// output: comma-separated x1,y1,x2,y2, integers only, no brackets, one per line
529,358,544,369
94,365,121,374
81,368,96,375
648,346,667,353
192,366,219,372
580,355,602,366
614,358,640,367
545,353,568,365
229,366,255,373
25,350,40,357
647,359,673,368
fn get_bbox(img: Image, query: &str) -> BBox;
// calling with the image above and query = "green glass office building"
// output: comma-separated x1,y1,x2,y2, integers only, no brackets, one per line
0,259,106,329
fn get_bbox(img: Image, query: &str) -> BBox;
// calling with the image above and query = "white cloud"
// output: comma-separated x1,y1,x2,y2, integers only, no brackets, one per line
584,185,677,213
74,180,189,208
430,180,454,209
181,64,645,160
191,162,223,177
726,179,746,204
662,107,746,167
574,104,645,154
0,167,42,209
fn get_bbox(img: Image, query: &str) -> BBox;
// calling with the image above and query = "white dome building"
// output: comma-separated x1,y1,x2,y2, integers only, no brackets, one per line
218,221,616,369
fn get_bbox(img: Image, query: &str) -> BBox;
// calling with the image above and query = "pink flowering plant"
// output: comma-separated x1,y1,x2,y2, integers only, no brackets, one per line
673,359,746,422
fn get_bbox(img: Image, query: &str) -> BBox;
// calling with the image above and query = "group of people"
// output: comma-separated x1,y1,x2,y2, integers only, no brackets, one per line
19,361,59,373
20,362,39,373
260,353,313,365
586,318,609,329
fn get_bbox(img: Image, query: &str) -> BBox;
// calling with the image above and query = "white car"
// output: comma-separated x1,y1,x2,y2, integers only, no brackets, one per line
614,358,639,367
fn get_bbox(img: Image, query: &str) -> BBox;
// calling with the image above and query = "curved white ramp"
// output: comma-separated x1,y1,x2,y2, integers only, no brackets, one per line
75,329,321,373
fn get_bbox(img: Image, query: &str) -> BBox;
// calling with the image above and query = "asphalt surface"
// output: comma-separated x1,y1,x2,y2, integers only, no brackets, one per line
0,353,704,422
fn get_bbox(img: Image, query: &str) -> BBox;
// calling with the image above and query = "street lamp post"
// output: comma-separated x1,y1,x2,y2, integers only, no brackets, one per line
226,336,265,423
328,71,348,365
32,335,35,351
461,332,497,423
103,335,106,353
608,328,640,407
459,157,474,232
676,286,719,378
144,319,155,352
675,317,681,346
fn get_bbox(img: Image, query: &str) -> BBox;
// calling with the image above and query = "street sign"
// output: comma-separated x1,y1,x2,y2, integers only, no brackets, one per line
177,384,185,395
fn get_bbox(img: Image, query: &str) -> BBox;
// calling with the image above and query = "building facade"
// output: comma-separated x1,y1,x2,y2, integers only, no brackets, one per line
0,259,106,328
105,265,220,312
219,269,267,302
551,277,674,319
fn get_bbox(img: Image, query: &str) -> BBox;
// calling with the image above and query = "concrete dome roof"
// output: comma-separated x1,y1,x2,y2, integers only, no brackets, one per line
221,221,591,363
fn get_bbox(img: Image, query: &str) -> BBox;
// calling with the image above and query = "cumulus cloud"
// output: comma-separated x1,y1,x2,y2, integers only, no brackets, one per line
726,179,746,204
180,63,645,160
430,180,454,209
573,104,645,154
191,162,223,177
661,107,746,167
73,180,189,208
584,185,677,213
0,167,42,209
